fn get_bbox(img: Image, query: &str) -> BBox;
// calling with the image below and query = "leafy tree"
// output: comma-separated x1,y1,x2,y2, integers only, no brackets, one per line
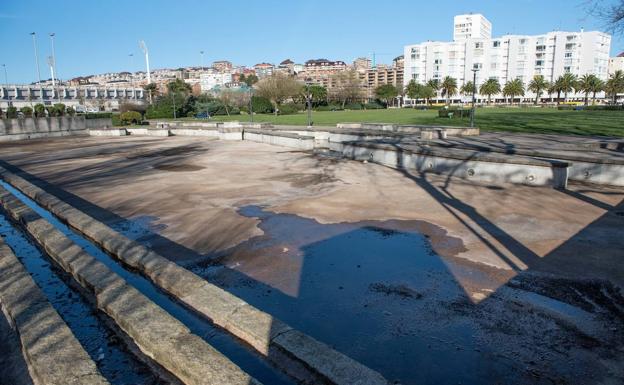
250,95,274,114
577,74,604,106
426,79,440,101
143,82,159,103
167,78,192,95
120,111,142,125
255,72,302,115
440,76,457,104
605,70,624,104
242,74,259,86
503,78,525,104
34,103,46,117
6,106,18,118
53,103,66,116
558,73,578,102
302,84,327,107
479,78,501,104
405,80,421,100
375,84,398,107
528,75,549,105
20,106,33,117
460,81,475,97
217,88,249,116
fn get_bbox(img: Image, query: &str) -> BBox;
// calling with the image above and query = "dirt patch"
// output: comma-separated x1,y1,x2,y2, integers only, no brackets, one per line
153,164,205,172
265,172,338,188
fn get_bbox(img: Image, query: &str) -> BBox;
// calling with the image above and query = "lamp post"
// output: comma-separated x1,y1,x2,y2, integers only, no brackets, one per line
49,33,60,103
248,87,254,123
129,53,136,99
200,50,204,69
2,64,10,107
30,32,42,102
470,67,479,128
305,88,313,127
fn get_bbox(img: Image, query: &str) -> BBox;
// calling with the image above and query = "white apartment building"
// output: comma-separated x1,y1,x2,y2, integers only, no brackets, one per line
609,52,624,74
404,14,611,102
199,71,232,92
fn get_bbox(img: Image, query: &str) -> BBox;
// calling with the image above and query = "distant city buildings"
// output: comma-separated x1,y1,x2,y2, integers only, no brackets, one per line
253,63,275,78
609,52,624,75
404,13,612,101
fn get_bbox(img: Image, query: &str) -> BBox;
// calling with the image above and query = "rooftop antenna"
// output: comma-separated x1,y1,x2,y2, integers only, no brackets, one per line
139,40,151,84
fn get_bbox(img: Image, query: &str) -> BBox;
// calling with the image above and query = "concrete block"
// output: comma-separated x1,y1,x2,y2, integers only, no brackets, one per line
271,330,388,385
224,304,292,355
180,283,247,327
148,260,206,298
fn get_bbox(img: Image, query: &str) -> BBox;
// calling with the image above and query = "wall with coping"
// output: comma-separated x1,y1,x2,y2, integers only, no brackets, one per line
0,116,112,141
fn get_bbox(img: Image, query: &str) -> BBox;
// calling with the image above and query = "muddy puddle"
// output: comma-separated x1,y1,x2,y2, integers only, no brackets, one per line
194,206,624,385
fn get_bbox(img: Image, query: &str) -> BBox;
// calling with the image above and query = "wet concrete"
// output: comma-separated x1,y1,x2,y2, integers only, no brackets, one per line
0,181,295,385
0,212,160,385
194,206,624,385
0,307,34,385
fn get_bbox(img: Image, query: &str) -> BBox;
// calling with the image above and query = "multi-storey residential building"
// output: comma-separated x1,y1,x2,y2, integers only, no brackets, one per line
304,59,347,73
359,62,404,99
353,57,372,72
213,60,233,73
609,52,624,74
253,63,274,78
404,14,611,102
199,71,232,92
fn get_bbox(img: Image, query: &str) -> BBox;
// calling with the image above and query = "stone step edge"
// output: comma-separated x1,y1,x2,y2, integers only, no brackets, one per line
0,236,110,385
0,186,261,385
0,165,389,385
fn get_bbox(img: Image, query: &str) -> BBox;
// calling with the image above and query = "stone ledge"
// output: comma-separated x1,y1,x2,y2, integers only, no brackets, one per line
0,186,261,385
0,238,109,385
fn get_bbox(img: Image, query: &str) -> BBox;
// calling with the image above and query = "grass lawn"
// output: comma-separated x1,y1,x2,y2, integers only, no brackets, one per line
190,107,624,137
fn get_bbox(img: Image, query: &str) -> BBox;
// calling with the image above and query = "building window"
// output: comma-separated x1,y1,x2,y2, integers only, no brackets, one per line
565,52,573,58
475,42,483,49
535,60,544,66
564,66,571,73
493,41,500,48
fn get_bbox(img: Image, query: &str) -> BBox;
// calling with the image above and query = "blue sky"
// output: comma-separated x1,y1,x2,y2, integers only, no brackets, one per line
0,0,622,84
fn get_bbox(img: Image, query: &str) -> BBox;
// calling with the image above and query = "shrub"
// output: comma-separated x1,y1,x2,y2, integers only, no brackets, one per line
53,103,66,116
250,96,273,114
66,106,76,116
20,106,33,117
6,106,18,118
85,112,112,119
278,102,303,115
34,103,46,117
344,103,363,110
120,111,142,125
584,105,624,111
111,113,122,126
363,102,384,110
315,104,343,112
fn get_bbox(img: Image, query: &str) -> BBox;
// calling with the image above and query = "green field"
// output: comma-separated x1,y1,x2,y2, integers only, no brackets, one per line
199,107,624,137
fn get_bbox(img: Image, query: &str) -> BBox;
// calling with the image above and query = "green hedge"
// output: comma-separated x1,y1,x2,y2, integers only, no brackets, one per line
85,112,112,119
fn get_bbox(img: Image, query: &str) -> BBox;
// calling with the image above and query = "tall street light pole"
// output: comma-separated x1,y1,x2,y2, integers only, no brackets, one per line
305,86,313,127
200,50,204,69
139,40,151,103
470,67,479,128
49,33,60,103
30,32,42,102
129,53,136,99
2,64,11,107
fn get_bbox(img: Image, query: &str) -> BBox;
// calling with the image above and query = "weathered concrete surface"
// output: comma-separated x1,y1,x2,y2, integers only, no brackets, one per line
0,166,390,385
0,117,111,142
0,136,623,384
244,130,315,150
0,237,109,385
0,187,262,385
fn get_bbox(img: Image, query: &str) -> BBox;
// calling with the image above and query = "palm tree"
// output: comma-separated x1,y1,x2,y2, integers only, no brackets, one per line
558,73,578,102
440,76,458,105
605,70,624,105
479,78,501,104
577,74,603,106
426,79,440,102
528,75,549,105
503,78,525,105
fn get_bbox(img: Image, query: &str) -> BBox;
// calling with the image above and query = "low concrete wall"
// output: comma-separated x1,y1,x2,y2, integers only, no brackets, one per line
170,128,220,137
336,122,480,136
244,130,315,150
0,166,388,385
126,128,171,137
0,236,110,385
0,186,261,385
568,161,624,186
89,128,128,136
339,141,569,188
0,116,114,141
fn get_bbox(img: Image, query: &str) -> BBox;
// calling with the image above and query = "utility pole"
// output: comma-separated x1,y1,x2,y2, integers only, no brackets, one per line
50,33,60,103
249,87,253,123
470,67,479,128
200,50,204,69
305,87,313,127
30,32,42,102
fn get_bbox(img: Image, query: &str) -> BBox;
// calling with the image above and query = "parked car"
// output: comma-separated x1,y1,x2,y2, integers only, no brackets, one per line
195,111,210,119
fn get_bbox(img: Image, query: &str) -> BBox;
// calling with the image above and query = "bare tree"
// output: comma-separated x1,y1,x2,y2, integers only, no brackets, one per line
217,88,250,116
585,0,624,34
330,70,364,108
255,73,302,115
